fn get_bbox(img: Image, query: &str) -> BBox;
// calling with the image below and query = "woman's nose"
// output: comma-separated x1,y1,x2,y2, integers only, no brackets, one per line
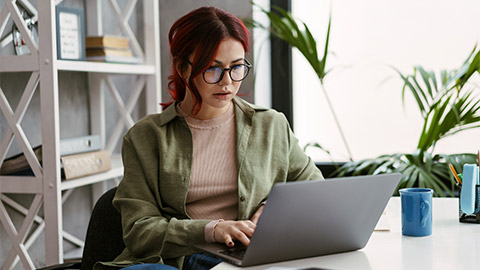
218,70,233,85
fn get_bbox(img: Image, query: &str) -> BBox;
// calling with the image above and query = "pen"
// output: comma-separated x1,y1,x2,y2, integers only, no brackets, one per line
449,163,462,185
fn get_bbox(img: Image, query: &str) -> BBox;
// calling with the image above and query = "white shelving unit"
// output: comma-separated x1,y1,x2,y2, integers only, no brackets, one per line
0,1,161,269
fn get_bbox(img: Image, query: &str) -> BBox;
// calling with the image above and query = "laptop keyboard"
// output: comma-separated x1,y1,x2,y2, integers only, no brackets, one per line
219,246,247,260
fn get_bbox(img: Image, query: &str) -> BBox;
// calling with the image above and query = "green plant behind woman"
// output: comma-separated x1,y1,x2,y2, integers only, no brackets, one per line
250,3,480,196
248,3,354,160
335,46,480,197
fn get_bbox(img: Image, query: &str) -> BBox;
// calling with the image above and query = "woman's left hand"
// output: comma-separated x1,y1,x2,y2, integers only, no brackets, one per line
250,205,265,225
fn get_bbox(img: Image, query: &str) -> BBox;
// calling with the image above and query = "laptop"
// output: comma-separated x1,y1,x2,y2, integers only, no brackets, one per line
195,173,401,267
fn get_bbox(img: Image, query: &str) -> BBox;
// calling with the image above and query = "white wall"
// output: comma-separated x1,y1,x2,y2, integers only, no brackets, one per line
253,0,272,108
293,0,480,162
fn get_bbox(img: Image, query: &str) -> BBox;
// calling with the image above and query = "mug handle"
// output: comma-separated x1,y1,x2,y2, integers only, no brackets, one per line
420,200,431,227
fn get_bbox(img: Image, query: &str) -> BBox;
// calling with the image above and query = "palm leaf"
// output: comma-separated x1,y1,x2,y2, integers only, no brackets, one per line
418,95,452,151
424,90,480,148
410,72,430,109
333,151,477,197
318,14,332,80
416,66,434,99
393,68,428,116
405,168,419,188
256,4,330,81
271,6,309,54
456,45,480,89
429,70,439,93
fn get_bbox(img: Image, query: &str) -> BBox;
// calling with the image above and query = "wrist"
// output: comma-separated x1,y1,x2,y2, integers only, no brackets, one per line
204,219,224,243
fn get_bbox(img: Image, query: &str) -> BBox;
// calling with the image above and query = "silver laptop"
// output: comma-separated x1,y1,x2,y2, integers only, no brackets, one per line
195,173,401,267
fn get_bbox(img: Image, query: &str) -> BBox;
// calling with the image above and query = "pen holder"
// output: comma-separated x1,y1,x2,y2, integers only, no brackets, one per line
458,184,480,224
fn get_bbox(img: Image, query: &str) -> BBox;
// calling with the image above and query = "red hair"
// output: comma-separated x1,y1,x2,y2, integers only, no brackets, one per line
162,6,250,113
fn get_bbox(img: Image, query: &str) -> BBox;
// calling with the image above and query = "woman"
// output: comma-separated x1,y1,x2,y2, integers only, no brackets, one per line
98,6,323,270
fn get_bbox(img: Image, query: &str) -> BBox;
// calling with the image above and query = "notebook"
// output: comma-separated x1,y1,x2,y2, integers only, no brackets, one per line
195,173,401,267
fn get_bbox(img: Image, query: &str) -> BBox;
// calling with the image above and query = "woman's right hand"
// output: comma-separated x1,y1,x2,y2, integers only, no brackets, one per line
214,220,256,247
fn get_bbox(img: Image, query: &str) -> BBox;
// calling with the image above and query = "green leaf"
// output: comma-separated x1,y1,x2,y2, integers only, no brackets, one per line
417,66,433,98
429,70,438,92
319,14,332,80
456,45,480,88
406,168,419,188
255,4,330,82
332,151,476,197
393,68,427,116
410,72,430,109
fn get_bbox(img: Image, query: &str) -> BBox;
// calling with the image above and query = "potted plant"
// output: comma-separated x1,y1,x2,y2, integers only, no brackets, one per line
334,46,480,197
249,4,480,194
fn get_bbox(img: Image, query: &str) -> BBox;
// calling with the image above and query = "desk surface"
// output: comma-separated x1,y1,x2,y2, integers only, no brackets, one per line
212,197,480,270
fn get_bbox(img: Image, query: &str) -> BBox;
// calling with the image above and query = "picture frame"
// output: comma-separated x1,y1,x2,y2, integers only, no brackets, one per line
55,6,85,60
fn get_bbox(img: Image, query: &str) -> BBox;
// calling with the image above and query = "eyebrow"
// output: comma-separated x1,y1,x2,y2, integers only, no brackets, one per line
213,58,245,65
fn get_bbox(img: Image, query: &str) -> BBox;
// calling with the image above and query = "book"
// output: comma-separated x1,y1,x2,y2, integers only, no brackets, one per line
1,135,102,176
61,150,111,180
86,48,133,58
0,146,42,175
60,135,101,156
86,55,142,64
85,35,130,49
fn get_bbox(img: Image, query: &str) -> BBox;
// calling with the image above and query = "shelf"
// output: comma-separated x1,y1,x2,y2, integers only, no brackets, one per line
0,55,39,72
0,176,42,193
0,1,160,268
56,60,156,75
60,154,123,191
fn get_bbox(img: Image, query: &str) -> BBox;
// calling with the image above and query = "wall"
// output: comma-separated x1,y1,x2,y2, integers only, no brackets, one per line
0,0,253,268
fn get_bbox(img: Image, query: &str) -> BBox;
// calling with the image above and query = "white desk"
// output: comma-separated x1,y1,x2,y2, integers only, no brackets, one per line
212,197,480,270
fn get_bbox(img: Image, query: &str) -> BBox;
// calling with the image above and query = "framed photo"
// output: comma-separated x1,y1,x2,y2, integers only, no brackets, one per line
56,6,85,60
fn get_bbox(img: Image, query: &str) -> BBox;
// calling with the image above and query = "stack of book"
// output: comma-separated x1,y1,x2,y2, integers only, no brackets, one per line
0,135,112,180
85,35,140,64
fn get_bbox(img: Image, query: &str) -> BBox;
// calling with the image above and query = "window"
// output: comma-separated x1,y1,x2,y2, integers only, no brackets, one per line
292,0,480,162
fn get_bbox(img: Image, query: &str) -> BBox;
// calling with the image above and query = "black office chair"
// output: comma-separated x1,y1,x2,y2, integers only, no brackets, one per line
38,187,125,270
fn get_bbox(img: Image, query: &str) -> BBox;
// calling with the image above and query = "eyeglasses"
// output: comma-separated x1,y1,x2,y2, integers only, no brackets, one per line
187,59,252,84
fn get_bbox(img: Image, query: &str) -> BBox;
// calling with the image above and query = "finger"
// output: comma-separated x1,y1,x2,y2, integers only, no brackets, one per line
251,213,261,224
224,234,234,247
232,221,256,235
233,231,251,247
251,206,265,224
244,228,255,238
241,220,257,229
240,223,256,238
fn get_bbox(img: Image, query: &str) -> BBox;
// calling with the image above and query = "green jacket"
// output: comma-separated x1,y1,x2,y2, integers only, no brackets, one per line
97,97,323,269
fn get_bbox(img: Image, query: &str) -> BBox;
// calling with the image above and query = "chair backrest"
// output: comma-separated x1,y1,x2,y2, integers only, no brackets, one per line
81,187,125,270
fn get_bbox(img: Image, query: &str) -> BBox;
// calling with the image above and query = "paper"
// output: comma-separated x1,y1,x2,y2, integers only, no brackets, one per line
58,11,80,59
374,211,390,231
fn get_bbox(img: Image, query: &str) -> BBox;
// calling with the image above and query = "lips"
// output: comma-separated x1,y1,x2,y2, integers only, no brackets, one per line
213,91,232,100
213,91,231,96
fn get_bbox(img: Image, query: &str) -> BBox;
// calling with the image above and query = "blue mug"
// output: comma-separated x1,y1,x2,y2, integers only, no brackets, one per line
399,188,433,237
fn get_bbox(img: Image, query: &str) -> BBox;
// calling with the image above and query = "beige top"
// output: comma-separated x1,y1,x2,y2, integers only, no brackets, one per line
177,102,238,221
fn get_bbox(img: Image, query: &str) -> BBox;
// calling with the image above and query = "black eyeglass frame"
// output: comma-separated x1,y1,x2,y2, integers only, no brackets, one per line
187,59,252,84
